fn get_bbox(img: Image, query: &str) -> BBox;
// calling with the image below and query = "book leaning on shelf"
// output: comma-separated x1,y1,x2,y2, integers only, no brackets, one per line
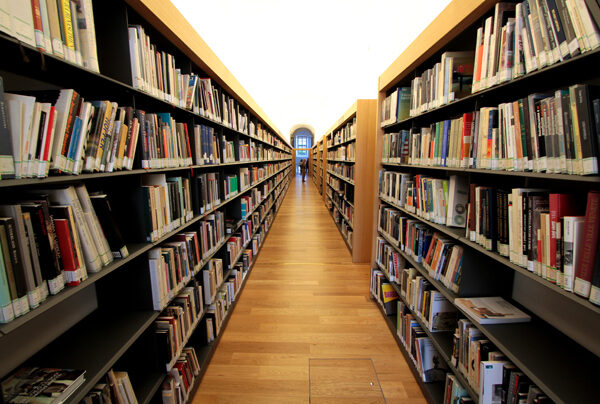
161,347,201,404
0,0,99,72
383,83,600,175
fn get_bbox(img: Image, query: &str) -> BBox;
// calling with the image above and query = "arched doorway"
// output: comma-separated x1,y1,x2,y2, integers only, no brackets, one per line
290,125,315,175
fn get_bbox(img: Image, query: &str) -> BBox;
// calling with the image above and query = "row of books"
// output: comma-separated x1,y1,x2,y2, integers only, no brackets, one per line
0,0,99,72
327,176,355,201
154,279,204,369
148,233,204,311
225,221,252,269
473,1,600,93
377,206,464,293
0,184,127,323
379,172,468,228
80,369,138,404
128,25,248,132
0,83,290,180
135,174,193,242
383,84,600,175
161,347,201,404
328,117,356,147
331,192,354,226
327,163,354,181
406,51,474,119
452,318,549,403
466,184,600,304
378,223,463,296
202,258,224,306
127,24,290,155
327,143,355,161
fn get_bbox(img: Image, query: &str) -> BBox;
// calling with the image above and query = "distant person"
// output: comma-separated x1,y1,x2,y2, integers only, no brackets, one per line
300,159,307,182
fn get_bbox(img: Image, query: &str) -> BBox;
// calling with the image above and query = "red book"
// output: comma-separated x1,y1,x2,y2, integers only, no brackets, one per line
54,219,79,286
461,112,474,162
574,191,600,297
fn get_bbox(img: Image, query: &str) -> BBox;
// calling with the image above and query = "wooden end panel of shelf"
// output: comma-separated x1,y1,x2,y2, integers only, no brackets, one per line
124,0,285,141
378,0,496,92
353,100,377,263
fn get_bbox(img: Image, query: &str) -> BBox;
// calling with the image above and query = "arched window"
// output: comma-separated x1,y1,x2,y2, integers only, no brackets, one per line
291,127,314,149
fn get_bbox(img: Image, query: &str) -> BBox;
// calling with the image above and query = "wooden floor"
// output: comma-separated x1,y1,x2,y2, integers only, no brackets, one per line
192,174,426,404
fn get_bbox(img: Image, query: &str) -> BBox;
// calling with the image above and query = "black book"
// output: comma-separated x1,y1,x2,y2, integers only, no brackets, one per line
592,99,600,163
89,194,129,259
20,203,63,288
0,218,28,304
589,231,600,305
573,84,598,174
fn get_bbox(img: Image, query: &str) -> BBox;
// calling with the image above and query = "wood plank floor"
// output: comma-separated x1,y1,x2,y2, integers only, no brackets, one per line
192,174,426,404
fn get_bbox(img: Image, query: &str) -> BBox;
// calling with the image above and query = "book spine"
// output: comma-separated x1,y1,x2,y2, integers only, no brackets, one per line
574,191,600,297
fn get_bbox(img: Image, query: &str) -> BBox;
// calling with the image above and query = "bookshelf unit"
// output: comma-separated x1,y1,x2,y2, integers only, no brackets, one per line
0,0,291,403
371,1,600,403
324,100,376,263
311,139,324,195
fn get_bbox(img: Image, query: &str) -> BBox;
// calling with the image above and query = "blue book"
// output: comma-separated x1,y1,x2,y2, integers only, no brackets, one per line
441,120,450,166
66,117,82,161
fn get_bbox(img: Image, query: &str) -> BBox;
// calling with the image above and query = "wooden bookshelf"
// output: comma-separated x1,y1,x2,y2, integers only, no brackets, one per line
324,100,376,263
371,1,600,403
0,0,292,402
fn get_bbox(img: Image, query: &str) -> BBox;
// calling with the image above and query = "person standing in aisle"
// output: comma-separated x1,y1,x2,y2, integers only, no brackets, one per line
300,159,307,182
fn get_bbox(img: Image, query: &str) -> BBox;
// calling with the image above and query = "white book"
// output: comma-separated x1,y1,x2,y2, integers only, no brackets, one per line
75,184,113,266
446,175,468,228
25,102,43,178
455,297,531,324
8,0,36,47
76,0,99,72
51,89,77,171
5,94,36,179
573,0,600,50
38,0,52,52
479,361,506,404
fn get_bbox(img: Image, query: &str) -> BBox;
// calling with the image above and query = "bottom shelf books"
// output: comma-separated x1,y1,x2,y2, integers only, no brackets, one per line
1,367,85,404
161,347,200,404
452,319,553,404
443,374,472,404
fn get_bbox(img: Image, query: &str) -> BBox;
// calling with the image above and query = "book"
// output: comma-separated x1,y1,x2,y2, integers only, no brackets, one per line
89,193,129,259
574,190,600,297
1,367,85,404
455,297,531,324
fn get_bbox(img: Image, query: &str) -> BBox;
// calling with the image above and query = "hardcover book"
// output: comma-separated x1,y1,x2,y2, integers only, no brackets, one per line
455,297,531,324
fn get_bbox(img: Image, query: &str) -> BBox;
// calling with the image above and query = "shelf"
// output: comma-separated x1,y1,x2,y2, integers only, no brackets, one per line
326,170,355,185
325,182,354,207
327,195,353,229
0,164,290,338
34,310,160,404
372,300,445,404
136,372,166,404
378,195,600,316
0,158,291,189
377,225,600,403
327,208,353,253
382,46,600,131
327,158,355,163
377,228,458,304
375,263,478,402
327,136,357,149
0,34,290,154
380,161,600,183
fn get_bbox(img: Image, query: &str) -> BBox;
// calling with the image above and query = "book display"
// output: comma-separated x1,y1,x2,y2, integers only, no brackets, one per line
322,100,377,262
0,0,291,403
371,0,600,403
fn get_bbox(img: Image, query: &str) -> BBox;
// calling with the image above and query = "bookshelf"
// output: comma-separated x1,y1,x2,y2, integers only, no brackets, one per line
371,1,600,403
0,0,291,402
311,139,324,195
324,100,376,263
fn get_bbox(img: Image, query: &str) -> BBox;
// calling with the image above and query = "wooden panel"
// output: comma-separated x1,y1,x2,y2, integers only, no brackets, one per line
378,0,497,92
309,359,385,403
353,99,377,263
